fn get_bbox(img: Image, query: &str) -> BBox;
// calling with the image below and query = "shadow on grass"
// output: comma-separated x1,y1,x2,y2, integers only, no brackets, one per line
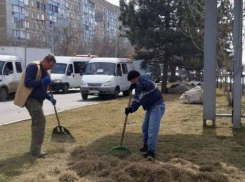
70,132,245,171
232,127,245,147
202,125,217,137
0,153,36,180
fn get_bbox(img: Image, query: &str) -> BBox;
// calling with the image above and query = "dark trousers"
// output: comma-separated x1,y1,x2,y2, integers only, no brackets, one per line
25,98,46,155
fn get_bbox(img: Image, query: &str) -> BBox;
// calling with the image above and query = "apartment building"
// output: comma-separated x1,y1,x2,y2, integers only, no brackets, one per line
0,0,120,47
90,0,120,40
0,0,26,41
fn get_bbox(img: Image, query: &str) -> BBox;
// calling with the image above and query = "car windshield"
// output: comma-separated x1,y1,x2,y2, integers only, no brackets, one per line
51,63,67,74
0,61,5,75
84,62,116,75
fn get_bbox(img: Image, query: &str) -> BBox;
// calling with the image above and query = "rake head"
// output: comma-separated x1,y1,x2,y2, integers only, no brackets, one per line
106,146,131,158
51,126,76,143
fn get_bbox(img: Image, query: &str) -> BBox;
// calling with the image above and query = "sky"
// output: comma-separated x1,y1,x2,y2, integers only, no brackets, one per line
106,0,120,6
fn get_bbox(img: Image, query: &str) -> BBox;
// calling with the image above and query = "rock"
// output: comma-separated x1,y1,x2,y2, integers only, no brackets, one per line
179,86,203,104
168,84,189,94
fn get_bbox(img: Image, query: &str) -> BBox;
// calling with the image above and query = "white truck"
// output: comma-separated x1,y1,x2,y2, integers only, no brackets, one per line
0,55,23,101
0,46,51,67
80,57,134,100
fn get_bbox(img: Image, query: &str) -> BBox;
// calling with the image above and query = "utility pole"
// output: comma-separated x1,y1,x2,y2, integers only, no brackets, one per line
203,0,217,127
232,0,243,128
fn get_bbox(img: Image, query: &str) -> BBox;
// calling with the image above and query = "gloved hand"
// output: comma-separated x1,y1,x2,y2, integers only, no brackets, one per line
125,107,133,115
50,98,56,105
129,83,136,91
42,76,51,85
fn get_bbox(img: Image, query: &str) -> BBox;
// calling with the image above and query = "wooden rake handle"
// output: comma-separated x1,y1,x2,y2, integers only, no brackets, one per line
120,91,133,147
49,86,61,127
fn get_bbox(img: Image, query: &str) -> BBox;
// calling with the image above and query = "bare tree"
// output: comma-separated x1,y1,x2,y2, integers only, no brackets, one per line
54,25,81,56
117,36,134,58
91,34,134,57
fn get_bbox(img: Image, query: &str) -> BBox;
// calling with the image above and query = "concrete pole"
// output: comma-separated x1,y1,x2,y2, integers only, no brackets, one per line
203,0,218,126
232,0,243,128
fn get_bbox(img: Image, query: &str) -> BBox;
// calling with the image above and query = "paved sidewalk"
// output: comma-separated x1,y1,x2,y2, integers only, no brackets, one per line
0,91,99,126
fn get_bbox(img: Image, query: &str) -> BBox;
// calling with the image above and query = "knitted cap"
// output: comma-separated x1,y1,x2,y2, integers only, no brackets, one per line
127,70,140,81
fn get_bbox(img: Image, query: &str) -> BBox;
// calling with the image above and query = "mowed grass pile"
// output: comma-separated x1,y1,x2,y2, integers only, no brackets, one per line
1,90,245,182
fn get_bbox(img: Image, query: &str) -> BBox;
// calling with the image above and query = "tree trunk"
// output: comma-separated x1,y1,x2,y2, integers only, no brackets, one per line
169,65,177,83
161,61,169,93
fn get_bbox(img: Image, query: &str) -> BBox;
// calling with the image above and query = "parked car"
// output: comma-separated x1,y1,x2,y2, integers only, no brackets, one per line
80,57,133,100
0,55,23,101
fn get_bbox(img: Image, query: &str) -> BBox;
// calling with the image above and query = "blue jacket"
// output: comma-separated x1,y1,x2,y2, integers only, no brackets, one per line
130,75,164,112
24,64,51,102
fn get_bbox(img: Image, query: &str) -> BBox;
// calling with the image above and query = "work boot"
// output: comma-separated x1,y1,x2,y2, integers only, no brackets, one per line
143,150,155,161
139,144,148,153
31,151,48,158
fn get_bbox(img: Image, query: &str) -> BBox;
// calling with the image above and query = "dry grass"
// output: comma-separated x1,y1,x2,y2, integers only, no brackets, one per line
1,89,245,182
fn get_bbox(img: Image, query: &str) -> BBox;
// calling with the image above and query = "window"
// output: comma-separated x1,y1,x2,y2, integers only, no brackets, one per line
3,62,14,75
117,64,122,76
73,62,86,74
24,21,29,28
41,4,45,11
15,62,22,73
25,9,29,16
51,63,67,74
32,22,35,29
36,1,40,8
26,33,30,39
48,4,52,11
55,6,58,13
122,64,128,74
67,64,73,73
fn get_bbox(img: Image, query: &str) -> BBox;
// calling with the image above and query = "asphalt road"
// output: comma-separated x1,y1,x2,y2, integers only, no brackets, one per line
0,89,107,126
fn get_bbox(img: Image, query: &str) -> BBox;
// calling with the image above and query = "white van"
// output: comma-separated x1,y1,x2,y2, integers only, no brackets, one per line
80,57,133,100
0,55,23,101
51,56,91,93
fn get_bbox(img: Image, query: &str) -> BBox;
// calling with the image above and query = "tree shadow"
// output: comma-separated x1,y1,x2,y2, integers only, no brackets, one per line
0,153,36,179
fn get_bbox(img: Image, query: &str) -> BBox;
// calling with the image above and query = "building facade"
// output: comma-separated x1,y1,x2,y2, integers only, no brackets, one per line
0,0,120,50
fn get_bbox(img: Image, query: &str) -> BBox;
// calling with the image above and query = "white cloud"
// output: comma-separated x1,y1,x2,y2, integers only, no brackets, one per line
106,0,120,6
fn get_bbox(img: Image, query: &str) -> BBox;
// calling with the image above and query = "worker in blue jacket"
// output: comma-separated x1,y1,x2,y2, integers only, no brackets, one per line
24,54,56,158
125,70,165,160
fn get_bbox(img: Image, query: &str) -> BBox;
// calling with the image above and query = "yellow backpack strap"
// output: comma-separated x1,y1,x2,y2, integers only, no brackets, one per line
34,61,42,80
